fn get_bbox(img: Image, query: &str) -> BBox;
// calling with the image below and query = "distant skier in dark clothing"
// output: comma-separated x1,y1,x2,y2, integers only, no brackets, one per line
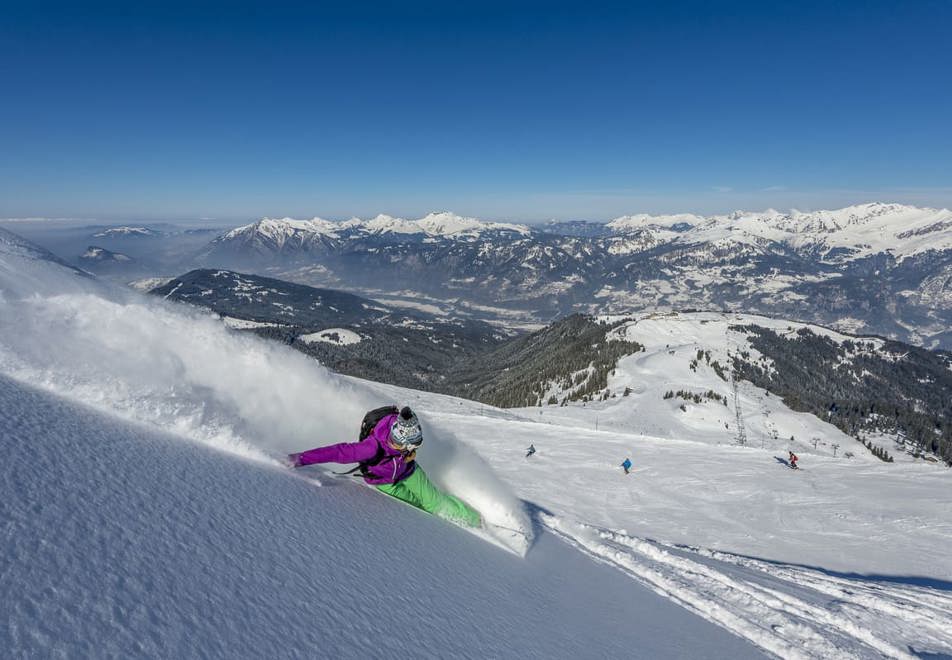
526,444,536,458
788,451,799,470
621,458,632,474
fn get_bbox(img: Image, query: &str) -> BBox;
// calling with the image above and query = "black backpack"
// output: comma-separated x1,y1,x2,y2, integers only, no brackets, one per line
359,405,398,442
337,405,398,477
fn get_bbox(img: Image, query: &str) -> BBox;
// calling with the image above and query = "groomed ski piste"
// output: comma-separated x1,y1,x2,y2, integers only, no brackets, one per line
2,227,952,658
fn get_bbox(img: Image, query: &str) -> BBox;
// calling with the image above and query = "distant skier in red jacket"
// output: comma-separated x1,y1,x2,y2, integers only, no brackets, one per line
788,451,799,470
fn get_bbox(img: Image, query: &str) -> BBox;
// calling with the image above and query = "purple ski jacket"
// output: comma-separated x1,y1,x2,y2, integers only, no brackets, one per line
290,414,416,485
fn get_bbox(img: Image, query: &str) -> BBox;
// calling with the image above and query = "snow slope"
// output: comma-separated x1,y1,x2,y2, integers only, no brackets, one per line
0,239,757,657
360,312,952,657
0,226,97,298
3,231,952,657
1,374,759,659
364,378,952,658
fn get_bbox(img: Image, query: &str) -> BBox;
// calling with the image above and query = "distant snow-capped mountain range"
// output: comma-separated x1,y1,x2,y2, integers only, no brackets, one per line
208,203,952,260
204,211,530,260
92,226,162,238
194,203,952,349
605,202,952,261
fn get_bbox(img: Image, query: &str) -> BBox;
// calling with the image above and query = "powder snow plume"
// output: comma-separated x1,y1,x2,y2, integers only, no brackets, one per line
0,291,360,462
0,280,529,540
413,412,533,544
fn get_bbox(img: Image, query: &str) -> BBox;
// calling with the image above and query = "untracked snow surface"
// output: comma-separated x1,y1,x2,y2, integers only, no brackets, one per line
2,231,952,658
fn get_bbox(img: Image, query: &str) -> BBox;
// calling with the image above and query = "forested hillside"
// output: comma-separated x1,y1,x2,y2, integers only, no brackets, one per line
730,325,952,464
444,314,644,407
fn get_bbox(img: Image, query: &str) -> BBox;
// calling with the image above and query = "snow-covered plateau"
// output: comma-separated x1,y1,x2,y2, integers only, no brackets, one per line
299,328,363,346
2,226,951,659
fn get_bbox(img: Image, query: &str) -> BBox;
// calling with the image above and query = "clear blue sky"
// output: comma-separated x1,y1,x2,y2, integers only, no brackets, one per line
2,1,950,222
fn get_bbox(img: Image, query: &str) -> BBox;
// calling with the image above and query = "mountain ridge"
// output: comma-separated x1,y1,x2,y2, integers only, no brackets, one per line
195,203,952,349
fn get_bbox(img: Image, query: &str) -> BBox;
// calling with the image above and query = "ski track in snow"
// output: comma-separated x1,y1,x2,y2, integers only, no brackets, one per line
367,383,952,659
542,515,952,659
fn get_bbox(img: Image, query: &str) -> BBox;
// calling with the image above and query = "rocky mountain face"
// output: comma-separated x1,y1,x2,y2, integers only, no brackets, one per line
194,204,952,349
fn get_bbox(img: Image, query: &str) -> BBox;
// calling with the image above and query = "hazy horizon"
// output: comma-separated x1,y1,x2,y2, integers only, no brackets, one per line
4,195,952,230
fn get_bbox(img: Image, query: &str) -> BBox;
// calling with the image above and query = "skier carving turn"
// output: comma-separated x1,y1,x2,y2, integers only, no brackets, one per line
287,405,482,527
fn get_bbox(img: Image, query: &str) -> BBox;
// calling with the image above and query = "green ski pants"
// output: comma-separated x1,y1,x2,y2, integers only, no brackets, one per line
376,467,481,528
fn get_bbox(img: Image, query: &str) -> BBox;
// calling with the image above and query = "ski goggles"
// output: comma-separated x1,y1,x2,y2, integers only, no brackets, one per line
391,436,423,451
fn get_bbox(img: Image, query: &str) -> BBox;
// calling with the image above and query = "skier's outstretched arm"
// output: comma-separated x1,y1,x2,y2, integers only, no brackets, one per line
290,436,379,467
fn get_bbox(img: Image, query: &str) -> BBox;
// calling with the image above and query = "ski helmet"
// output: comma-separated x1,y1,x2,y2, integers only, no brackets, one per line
390,406,423,449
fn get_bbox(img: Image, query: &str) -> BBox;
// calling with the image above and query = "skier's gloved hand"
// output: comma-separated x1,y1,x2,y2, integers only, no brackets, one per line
284,453,301,468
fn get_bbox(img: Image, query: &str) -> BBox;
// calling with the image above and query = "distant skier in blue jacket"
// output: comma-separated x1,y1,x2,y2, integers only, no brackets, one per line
621,458,632,474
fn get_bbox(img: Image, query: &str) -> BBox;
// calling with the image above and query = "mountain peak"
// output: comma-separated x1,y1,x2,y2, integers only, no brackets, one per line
92,226,159,238
222,216,340,244
363,214,422,234
606,213,705,232
80,246,132,262
417,211,530,236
